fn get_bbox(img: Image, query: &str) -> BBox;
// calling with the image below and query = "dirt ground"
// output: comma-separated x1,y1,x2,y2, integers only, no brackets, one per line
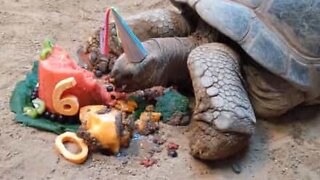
0,0,320,179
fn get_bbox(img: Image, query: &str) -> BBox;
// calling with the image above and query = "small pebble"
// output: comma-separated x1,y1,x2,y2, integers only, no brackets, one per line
122,160,128,165
97,61,108,73
81,64,89,70
232,162,242,174
132,133,140,141
153,135,166,145
89,52,97,64
116,151,128,157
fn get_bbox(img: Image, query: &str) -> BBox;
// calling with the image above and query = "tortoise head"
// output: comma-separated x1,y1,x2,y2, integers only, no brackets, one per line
109,9,161,92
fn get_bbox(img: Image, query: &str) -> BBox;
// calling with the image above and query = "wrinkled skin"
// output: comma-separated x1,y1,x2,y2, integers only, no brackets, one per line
111,37,198,92
81,0,312,160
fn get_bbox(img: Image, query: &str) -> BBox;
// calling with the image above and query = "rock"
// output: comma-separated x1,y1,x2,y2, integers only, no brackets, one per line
232,162,242,174
152,145,163,153
89,52,97,65
152,135,166,145
122,160,128,165
167,112,190,126
97,61,108,74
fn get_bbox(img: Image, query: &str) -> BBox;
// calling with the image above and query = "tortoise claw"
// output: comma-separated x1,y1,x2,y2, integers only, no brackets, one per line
189,121,249,160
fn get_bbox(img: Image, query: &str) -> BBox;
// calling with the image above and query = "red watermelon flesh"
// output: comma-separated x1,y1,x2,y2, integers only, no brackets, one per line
38,46,125,114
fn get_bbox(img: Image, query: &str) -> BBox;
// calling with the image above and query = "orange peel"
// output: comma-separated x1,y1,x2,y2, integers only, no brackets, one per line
55,132,89,164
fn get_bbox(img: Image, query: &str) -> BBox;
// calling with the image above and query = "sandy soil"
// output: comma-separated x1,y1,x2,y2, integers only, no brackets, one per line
0,0,320,179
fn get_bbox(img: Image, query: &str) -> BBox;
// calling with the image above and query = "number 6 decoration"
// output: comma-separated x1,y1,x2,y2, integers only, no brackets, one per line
52,77,79,116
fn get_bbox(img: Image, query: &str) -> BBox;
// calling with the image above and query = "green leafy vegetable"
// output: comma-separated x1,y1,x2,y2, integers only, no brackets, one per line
155,89,190,123
128,95,148,120
10,61,79,134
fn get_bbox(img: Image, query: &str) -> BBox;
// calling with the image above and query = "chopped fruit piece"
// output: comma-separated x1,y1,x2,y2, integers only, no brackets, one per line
140,158,157,167
135,119,159,135
43,39,54,49
115,100,138,113
167,143,179,150
38,46,126,114
40,47,53,60
139,112,161,122
135,106,162,135
32,98,46,115
23,107,38,119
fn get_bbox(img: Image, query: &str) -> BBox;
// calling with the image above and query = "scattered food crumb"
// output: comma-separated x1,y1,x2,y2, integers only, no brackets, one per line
152,135,166,145
167,143,179,150
140,158,157,168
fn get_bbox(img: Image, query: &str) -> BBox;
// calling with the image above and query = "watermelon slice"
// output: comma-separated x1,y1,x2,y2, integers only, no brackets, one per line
38,45,126,114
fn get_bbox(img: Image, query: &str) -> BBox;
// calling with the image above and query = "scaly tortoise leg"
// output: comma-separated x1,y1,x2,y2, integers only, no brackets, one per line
187,43,256,160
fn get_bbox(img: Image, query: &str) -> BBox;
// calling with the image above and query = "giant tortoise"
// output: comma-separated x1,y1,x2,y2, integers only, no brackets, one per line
81,0,320,160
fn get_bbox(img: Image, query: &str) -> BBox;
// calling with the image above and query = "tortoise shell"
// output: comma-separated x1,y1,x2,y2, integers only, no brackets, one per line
188,0,320,96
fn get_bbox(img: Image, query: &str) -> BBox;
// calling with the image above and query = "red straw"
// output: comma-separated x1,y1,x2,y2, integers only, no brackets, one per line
102,8,111,55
